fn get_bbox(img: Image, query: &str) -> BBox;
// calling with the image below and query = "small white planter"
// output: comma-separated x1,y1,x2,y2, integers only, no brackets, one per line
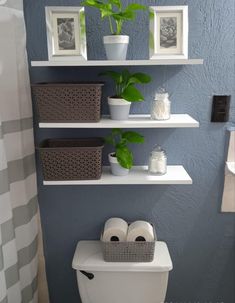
108,97,131,120
109,153,129,176
103,35,129,60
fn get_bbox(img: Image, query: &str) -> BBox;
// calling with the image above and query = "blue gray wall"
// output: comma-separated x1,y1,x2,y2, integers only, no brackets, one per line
24,0,235,302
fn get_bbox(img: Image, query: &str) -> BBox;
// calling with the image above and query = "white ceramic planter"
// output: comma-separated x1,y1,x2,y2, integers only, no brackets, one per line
108,97,131,120
108,153,129,176
103,35,129,60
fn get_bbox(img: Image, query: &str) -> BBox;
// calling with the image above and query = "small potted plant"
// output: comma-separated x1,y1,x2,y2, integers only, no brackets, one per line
106,128,144,176
100,69,151,120
81,0,146,60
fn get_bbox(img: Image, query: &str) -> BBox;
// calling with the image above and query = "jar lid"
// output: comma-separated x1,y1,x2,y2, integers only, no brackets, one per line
151,145,166,156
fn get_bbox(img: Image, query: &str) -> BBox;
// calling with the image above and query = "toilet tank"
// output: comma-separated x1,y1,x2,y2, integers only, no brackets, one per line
72,241,173,303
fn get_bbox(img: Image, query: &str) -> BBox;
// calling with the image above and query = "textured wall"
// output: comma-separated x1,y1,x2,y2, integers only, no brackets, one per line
23,0,235,302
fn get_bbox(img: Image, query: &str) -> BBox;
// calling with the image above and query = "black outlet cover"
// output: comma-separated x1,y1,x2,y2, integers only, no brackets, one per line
211,95,230,122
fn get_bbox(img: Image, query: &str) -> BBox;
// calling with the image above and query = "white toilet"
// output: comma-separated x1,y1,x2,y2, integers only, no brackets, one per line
72,241,173,303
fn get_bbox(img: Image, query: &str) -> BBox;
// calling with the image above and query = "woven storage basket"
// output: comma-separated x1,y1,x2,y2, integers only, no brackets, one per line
101,225,156,262
38,138,104,181
31,83,103,122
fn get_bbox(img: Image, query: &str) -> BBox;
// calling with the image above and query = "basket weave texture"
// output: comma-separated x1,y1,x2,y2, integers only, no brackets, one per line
38,138,104,181
102,241,155,262
32,83,103,122
101,226,156,262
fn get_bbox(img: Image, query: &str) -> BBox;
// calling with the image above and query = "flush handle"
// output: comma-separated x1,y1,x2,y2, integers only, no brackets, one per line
80,270,94,280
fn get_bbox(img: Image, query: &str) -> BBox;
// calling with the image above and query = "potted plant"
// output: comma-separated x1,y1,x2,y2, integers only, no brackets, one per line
100,69,151,120
81,0,146,60
106,128,144,176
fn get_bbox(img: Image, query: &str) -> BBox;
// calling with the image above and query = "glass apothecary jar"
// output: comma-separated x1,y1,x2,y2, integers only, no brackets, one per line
151,89,171,120
148,146,167,175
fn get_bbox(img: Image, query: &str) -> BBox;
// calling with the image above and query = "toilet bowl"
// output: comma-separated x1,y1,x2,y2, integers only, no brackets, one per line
72,241,173,303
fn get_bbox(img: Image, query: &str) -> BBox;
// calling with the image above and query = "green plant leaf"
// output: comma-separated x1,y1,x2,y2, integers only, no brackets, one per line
81,0,104,9
108,0,121,9
121,69,131,84
100,69,150,99
131,73,151,83
99,71,122,84
106,128,144,169
100,8,113,18
100,3,113,18
121,85,144,102
113,11,135,21
122,131,144,143
82,0,146,35
112,128,122,136
125,3,146,11
116,146,133,169
116,138,127,148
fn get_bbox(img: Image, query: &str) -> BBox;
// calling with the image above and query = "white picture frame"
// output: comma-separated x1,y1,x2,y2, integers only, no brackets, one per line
45,6,87,61
149,6,188,60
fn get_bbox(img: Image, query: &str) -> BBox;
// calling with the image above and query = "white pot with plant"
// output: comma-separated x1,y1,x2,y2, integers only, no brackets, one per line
81,0,146,60
106,128,144,176
100,69,151,120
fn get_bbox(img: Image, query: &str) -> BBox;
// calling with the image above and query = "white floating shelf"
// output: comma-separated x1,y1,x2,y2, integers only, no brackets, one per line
39,114,199,129
43,165,192,185
31,59,203,67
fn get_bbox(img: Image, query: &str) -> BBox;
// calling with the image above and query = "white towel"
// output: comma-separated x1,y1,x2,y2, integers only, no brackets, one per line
221,129,235,212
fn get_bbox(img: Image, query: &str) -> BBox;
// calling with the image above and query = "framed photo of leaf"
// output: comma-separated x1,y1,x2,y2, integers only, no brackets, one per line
149,6,188,59
45,6,87,61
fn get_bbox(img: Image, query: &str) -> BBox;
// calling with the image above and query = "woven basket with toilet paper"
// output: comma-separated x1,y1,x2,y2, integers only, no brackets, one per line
101,218,156,262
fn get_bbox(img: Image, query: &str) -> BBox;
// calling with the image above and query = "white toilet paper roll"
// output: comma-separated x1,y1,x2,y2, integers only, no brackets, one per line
102,218,128,242
127,221,155,242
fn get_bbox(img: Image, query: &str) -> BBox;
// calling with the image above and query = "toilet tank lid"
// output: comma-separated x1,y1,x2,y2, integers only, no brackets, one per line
72,241,173,272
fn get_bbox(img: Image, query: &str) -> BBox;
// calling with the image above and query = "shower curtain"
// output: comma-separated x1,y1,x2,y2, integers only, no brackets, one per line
0,0,49,302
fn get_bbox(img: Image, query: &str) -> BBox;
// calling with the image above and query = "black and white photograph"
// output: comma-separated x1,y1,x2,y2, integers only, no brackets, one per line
160,17,177,49
149,6,188,59
45,6,87,61
57,18,75,50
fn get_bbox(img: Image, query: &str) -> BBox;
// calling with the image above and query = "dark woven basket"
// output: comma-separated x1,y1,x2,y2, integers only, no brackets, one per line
102,241,155,262
38,138,104,181
101,224,156,262
31,83,103,123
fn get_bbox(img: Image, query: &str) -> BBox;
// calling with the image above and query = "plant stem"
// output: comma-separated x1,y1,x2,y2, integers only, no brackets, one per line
116,20,120,35
117,84,123,97
116,20,123,35
108,16,114,34
116,84,120,97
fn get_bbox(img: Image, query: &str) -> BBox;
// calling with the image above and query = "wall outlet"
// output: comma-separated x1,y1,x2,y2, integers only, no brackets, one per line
211,95,230,122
